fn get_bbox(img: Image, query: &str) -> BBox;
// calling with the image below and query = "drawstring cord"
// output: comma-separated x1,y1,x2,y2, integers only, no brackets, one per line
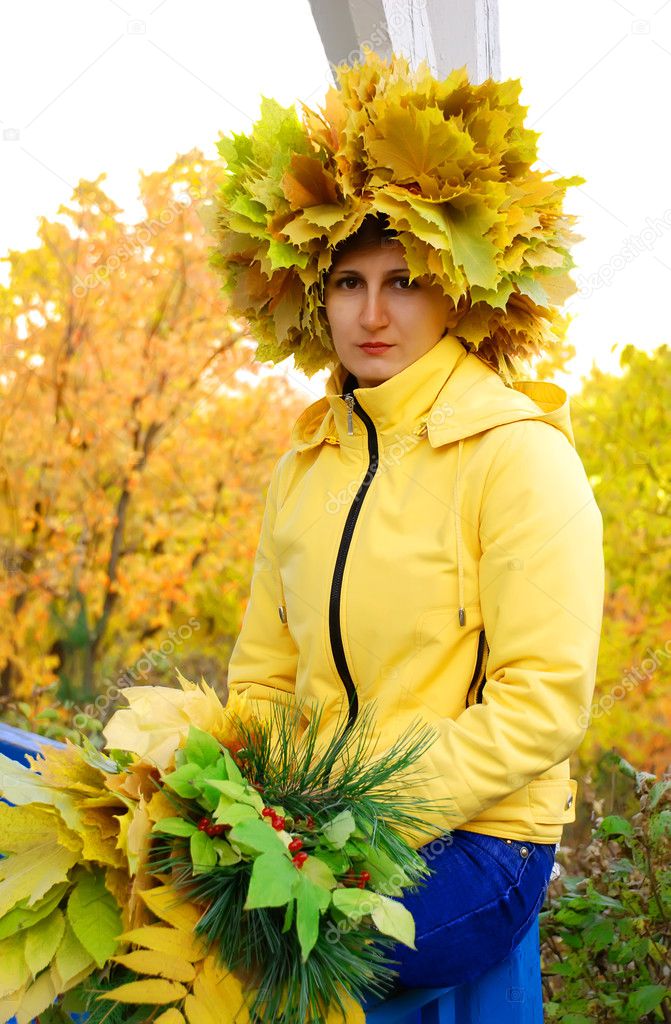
454,438,466,627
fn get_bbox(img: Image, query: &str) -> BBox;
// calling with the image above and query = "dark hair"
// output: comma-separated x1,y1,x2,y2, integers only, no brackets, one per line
329,212,400,265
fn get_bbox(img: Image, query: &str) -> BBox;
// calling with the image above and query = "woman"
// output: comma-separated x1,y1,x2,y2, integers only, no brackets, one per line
210,53,605,990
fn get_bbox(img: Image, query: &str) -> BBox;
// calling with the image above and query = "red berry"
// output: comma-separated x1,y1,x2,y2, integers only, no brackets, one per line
272,816,286,831
288,838,303,853
261,807,274,818
205,825,219,837
212,824,227,836
360,871,371,883
357,878,367,889
292,851,308,868
197,817,210,831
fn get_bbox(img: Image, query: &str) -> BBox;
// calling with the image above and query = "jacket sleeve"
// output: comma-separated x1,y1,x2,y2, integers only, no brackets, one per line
226,453,299,722
429,419,605,827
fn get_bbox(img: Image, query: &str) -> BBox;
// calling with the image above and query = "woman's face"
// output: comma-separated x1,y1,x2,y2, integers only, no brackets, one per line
323,240,451,388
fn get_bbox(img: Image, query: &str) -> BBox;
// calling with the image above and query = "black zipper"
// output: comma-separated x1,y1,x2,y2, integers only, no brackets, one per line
328,380,379,747
465,628,489,708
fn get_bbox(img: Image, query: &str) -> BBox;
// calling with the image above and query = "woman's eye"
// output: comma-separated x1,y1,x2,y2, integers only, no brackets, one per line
334,275,417,289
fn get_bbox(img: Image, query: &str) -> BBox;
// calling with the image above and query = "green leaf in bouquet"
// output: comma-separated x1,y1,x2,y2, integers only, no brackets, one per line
0,882,69,940
190,831,218,874
152,817,198,838
320,809,356,849
302,855,337,891
184,725,222,768
294,871,331,962
370,893,416,950
332,887,380,921
228,818,288,857
213,800,258,827
198,757,228,809
245,851,297,909
207,779,264,811
350,841,412,896
222,747,245,786
211,839,241,867
66,870,121,968
314,848,350,876
161,762,203,798
24,907,65,977
282,897,295,933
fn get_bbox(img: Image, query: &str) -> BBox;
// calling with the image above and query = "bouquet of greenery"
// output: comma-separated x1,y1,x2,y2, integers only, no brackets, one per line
0,673,449,1024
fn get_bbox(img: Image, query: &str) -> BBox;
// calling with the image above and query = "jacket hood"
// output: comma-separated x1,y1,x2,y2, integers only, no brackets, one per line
290,331,575,453
289,332,575,633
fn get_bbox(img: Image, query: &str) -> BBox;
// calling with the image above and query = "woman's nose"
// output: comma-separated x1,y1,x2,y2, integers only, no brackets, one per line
359,287,389,330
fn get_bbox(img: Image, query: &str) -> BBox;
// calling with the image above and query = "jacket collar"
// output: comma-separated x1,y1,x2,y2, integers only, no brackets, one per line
290,331,575,452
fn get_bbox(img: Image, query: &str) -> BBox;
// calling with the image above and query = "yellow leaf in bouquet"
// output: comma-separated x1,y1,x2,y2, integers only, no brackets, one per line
98,978,187,1004
51,919,95,992
103,672,229,771
23,907,65,978
14,966,58,1024
320,986,366,1024
0,933,30,998
0,843,79,918
25,741,106,793
119,924,207,961
155,1010,186,1024
80,809,126,868
104,760,161,802
0,803,80,854
140,884,205,932
112,948,196,983
184,994,218,1024
189,954,251,1023
104,866,131,923
146,787,178,822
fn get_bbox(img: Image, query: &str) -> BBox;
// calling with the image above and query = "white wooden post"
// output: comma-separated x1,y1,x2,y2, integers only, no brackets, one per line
307,0,500,84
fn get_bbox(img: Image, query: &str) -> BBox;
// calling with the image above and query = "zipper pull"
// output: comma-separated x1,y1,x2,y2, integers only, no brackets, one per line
345,395,354,436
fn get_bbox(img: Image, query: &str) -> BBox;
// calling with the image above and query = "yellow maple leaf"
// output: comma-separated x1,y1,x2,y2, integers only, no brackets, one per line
0,803,81,854
25,741,105,794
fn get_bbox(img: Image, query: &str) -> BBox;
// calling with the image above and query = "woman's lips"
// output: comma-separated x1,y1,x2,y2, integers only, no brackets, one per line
359,343,392,354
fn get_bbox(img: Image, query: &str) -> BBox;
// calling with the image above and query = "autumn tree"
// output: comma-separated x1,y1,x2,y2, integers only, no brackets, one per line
0,150,306,725
571,343,671,774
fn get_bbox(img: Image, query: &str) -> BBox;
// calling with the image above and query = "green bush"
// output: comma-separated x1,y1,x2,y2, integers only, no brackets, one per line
541,752,671,1022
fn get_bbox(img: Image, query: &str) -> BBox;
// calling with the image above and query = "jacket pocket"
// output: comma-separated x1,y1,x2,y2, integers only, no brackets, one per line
527,778,578,825
465,628,489,709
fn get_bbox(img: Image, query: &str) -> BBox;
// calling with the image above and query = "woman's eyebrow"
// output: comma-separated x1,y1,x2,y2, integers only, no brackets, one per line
331,267,410,275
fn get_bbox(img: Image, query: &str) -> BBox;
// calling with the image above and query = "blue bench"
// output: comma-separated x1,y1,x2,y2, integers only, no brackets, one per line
0,723,544,1023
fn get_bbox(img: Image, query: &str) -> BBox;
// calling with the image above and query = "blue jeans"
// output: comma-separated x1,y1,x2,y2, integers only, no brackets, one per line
366,828,556,999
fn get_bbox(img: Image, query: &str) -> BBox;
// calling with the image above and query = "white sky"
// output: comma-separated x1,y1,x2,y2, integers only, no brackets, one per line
1,0,668,402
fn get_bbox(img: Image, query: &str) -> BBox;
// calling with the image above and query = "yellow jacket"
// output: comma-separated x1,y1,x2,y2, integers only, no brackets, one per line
226,333,605,847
